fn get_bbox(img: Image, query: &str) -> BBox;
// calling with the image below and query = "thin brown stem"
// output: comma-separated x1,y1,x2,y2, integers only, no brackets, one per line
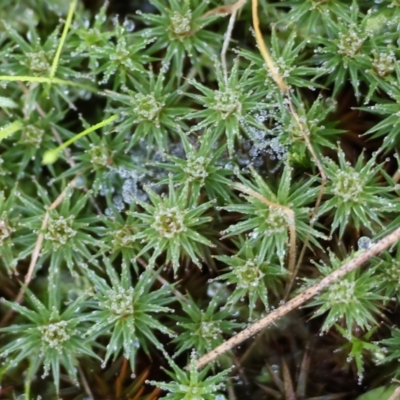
115,357,128,399
251,0,287,93
193,226,400,369
78,366,94,399
221,11,237,84
0,177,78,327
393,169,400,184
388,386,400,400
251,0,326,295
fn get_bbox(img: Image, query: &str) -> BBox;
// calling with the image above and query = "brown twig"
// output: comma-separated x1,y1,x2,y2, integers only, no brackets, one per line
204,0,247,17
217,0,247,83
251,0,327,295
115,357,128,399
393,169,400,184
78,366,94,399
251,0,287,93
0,177,78,327
193,226,400,369
388,386,400,400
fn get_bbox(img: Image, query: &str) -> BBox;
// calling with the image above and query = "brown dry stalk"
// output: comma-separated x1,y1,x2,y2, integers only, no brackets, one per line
251,0,327,294
233,182,296,275
204,0,247,17
393,169,400,184
284,101,327,298
0,177,78,327
78,366,94,399
388,386,400,400
251,0,287,93
204,0,248,83
221,11,238,84
115,358,128,398
194,226,400,369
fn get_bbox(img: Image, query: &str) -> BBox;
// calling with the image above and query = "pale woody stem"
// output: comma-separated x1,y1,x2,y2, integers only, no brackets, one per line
194,226,400,370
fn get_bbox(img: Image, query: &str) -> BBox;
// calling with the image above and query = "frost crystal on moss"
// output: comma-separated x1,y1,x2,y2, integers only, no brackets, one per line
45,215,77,248
234,259,265,289
87,143,110,167
132,92,164,123
273,56,295,79
39,320,71,352
337,27,365,58
184,153,209,182
111,227,136,248
263,207,289,235
211,88,242,119
169,10,192,39
25,50,51,75
372,50,396,77
0,212,14,245
327,280,356,306
332,169,364,202
101,285,134,316
200,320,222,340
22,125,45,147
152,206,187,239
111,36,130,64
384,259,400,286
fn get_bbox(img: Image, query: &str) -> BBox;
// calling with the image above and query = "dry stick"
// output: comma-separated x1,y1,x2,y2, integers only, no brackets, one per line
388,386,400,400
0,177,78,327
252,0,327,295
204,0,247,18
204,0,247,83
78,366,94,399
221,11,237,84
194,226,400,369
233,182,296,274
227,379,238,400
251,0,287,93
393,169,400,184
115,358,128,399
284,101,327,298
218,0,247,83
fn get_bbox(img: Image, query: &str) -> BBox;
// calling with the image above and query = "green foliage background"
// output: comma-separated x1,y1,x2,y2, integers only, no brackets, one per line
1,0,400,398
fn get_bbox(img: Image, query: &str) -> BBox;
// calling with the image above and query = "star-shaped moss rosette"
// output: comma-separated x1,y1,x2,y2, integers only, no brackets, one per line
155,131,233,203
134,0,221,79
128,176,214,275
0,276,99,395
83,259,175,372
215,239,285,319
222,164,324,268
146,350,231,400
184,58,270,156
304,252,386,338
317,149,397,237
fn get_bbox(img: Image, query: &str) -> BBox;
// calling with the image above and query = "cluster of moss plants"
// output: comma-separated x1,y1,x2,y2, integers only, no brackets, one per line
1,0,400,398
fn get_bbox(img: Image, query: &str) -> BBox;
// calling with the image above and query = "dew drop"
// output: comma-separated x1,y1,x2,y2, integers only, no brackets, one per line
123,18,135,32
358,236,372,250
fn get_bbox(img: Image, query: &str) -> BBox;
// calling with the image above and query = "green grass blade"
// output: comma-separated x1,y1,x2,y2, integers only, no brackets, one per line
42,114,119,164
49,0,78,80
